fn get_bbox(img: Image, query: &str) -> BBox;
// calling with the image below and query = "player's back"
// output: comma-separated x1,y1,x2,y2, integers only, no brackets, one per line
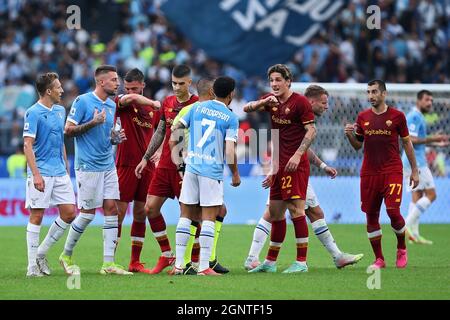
402,108,427,168
183,100,238,180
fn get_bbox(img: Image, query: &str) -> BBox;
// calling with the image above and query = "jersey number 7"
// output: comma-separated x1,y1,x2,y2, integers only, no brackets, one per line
197,119,216,147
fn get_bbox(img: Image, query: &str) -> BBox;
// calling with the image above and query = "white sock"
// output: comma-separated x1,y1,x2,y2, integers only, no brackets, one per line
103,215,118,263
26,222,41,268
63,213,94,256
247,217,271,261
407,197,432,236
311,219,341,259
37,217,69,258
406,202,417,230
175,217,192,269
199,220,215,272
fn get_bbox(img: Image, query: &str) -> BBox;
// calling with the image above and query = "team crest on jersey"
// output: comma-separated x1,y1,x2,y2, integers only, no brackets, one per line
134,107,138,113
108,108,113,115
167,108,173,112
272,107,278,112
386,120,392,127
364,122,370,126
58,112,64,119
149,111,153,118
285,107,290,114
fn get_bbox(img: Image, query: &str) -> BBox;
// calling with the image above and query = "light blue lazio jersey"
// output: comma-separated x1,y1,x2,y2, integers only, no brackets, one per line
67,92,116,171
402,108,427,168
180,100,239,181
23,102,67,177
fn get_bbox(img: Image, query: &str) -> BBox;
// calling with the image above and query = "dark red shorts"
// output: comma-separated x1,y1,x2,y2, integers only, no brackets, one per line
270,166,309,201
118,166,153,203
147,167,182,199
360,173,403,213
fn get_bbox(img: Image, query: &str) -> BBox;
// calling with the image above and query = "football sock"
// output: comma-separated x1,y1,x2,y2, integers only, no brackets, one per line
103,215,118,263
387,208,406,250
26,222,41,268
199,220,215,272
248,217,271,261
311,218,341,259
149,214,172,257
265,219,286,264
37,216,69,258
130,220,146,263
183,221,198,266
406,197,431,236
191,225,201,263
175,217,192,269
63,212,94,256
292,215,308,262
210,216,224,262
367,229,384,260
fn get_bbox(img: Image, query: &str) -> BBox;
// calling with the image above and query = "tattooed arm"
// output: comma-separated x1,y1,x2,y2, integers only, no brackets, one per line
285,123,317,172
135,119,166,178
65,109,106,137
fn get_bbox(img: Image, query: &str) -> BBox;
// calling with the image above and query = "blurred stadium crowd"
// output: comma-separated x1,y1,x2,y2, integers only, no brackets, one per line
0,0,449,177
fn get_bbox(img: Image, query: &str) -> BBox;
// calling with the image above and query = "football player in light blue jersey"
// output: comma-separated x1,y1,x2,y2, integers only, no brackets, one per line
402,90,449,244
60,65,131,275
170,76,240,276
23,72,76,277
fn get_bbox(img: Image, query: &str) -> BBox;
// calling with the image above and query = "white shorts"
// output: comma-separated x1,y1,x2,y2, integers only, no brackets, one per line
25,175,75,209
266,183,319,210
404,166,435,191
179,171,223,207
76,169,120,210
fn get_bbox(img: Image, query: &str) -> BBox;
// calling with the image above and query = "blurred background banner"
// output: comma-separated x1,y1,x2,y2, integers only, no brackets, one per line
161,0,349,75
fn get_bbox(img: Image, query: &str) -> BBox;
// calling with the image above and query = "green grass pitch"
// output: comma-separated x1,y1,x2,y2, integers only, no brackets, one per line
0,224,449,300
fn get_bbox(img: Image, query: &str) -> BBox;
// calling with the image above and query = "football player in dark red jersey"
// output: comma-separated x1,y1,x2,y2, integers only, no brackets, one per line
135,65,198,274
114,68,161,273
244,64,316,274
345,79,419,269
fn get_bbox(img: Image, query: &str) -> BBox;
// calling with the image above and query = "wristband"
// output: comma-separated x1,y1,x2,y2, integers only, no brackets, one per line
320,162,328,170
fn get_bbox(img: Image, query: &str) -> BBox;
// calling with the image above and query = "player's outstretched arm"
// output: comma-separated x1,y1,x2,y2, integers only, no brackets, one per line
285,123,317,172
119,94,161,109
243,95,278,113
307,148,337,178
344,123,363,151
402,136,419,189
411,133,450,147
226,140,240,187
24,136,45,192
65,108,106,137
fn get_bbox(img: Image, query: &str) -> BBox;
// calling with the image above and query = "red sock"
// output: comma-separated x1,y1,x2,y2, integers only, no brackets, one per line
387,208,406,250
149,214,171,253
266,219,286,262
130,220,146,263
395,231,406,250
366,212,384,260
191,223,201,263
292,215,308,262
118,223,122,239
